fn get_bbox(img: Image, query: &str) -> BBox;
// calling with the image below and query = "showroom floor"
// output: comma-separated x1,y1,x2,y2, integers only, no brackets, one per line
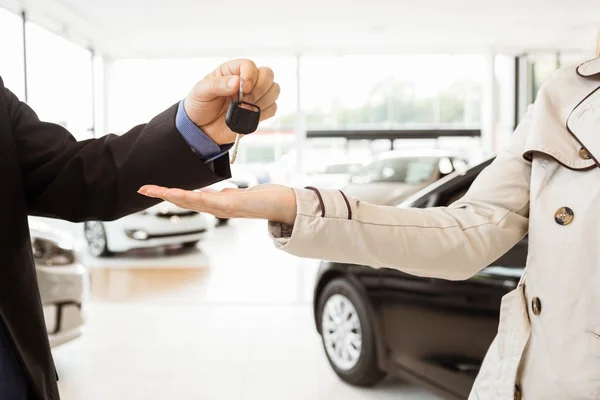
53,219,440,400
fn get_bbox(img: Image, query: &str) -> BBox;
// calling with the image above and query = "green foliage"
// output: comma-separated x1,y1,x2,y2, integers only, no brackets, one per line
275,79,481,130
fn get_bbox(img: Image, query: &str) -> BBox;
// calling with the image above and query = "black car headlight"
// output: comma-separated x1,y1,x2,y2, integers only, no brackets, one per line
31,237,76,267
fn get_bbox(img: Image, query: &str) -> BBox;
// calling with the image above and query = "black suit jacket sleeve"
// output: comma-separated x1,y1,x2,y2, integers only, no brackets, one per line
5,85,231,221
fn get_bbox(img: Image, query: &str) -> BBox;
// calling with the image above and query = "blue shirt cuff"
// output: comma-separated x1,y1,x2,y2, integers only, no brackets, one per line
175,100,232,163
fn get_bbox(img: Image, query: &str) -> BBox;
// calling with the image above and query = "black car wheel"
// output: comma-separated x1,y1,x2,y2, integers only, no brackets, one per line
317,277,386,387
84,221,111,257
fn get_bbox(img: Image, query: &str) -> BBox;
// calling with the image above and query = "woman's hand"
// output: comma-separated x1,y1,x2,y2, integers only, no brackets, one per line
138,184,297,225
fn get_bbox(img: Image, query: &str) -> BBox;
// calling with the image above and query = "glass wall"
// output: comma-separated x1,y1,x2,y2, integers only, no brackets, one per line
1,8,95,140
26,22,94,140
526,52,588,107
300,55,485,130
0,8,25,99
9,4,590,185
107,57,228,133
108,54,488,181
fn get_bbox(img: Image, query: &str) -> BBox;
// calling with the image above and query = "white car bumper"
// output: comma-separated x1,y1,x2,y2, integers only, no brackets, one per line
104,206,216,252
38,263,89,348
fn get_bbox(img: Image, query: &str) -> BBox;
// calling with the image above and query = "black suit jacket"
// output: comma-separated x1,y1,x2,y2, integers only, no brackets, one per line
0,76,230,400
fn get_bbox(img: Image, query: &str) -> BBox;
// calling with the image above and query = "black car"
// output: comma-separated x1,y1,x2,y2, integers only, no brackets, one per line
313,156,528,400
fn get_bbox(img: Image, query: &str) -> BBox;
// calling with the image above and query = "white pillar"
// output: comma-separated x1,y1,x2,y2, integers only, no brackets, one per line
101,57,114,135
516,54,532,123
92,54,105,137
294,54,307,174
481,51,497,154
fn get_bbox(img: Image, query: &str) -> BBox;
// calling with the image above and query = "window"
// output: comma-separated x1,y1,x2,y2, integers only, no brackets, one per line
300,55,485,130
527,53,587,104
530,54,560,101
323,163,362,175
239,56,298,131
352,157,439,185
108,58,228,133
0,8,25,99
26,23,93,140
442,186,470,206
245,145,276,164
109,56,298,134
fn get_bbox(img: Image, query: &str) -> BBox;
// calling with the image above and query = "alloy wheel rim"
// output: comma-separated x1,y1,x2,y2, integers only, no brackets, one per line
85,221,107,256
322,293,362,371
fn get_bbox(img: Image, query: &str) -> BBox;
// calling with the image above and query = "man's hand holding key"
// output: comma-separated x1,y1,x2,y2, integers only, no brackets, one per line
184,58,279,146
138,58,288,223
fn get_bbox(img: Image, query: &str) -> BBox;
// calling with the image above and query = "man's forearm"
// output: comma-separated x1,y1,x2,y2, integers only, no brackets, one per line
14,100,230,221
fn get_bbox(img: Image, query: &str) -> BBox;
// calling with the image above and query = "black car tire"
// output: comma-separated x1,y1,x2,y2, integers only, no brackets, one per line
317,277,386,387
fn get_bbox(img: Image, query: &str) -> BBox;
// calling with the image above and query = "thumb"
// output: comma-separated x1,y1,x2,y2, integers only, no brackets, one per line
193,75,239,100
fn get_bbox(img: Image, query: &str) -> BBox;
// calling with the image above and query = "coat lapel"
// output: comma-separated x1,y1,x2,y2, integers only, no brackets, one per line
566,58,600,166
576,58,600,78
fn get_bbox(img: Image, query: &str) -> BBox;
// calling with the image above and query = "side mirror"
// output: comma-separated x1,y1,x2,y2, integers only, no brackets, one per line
439,158,454,175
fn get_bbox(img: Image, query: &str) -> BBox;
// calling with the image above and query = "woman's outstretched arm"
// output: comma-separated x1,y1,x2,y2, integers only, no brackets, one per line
140,108,533,281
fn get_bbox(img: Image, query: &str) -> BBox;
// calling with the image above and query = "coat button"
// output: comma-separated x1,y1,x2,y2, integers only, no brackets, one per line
532,297,542,316
514,384,522,400
579,147,592,160
554,207,574,226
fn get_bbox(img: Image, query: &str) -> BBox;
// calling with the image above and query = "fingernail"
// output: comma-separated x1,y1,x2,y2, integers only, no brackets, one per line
137,188,147,195
228,77,237,89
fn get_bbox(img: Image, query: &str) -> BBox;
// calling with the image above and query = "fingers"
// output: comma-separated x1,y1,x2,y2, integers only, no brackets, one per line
254,82,280,110
260,103,278,122
220,187,245,193
217,59,259,93
249,67,275,103
138,184,293,222
138,185,236,217
138,185,169,198
192,75,239,101
138,185,202,209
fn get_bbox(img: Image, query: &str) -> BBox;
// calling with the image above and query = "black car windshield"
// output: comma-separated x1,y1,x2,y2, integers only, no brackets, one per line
353,157,439,184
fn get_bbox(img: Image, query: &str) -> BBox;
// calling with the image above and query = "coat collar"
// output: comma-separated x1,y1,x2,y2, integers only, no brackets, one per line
522,63,600,170
576,58,600,78
566,61,600,167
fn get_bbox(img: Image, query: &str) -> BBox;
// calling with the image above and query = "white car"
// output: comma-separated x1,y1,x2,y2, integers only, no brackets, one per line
83,181,236,257
291,160,366,190
342,150,470,206
29,218,89,347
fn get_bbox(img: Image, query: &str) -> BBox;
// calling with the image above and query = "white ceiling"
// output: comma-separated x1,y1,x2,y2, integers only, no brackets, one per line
1,0,599,58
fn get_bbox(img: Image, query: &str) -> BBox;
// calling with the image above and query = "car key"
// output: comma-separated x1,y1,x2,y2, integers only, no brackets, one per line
227,77,261,164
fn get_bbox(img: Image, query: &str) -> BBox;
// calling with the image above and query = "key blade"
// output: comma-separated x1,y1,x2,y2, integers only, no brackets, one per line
238,77,244,101
230,134,242,164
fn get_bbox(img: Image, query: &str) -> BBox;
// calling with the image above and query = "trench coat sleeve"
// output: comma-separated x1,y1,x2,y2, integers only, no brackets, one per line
269,108,533,281
4,84,230,222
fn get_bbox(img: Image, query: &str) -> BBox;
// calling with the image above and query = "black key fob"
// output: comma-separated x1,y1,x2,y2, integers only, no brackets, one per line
226,101,261,135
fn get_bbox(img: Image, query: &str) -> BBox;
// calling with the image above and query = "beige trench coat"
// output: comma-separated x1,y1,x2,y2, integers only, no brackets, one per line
269,58,600,399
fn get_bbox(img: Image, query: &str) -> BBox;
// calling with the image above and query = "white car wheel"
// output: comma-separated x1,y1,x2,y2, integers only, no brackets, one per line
317,278,386,386
322,293,363,371
84,221,111,257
